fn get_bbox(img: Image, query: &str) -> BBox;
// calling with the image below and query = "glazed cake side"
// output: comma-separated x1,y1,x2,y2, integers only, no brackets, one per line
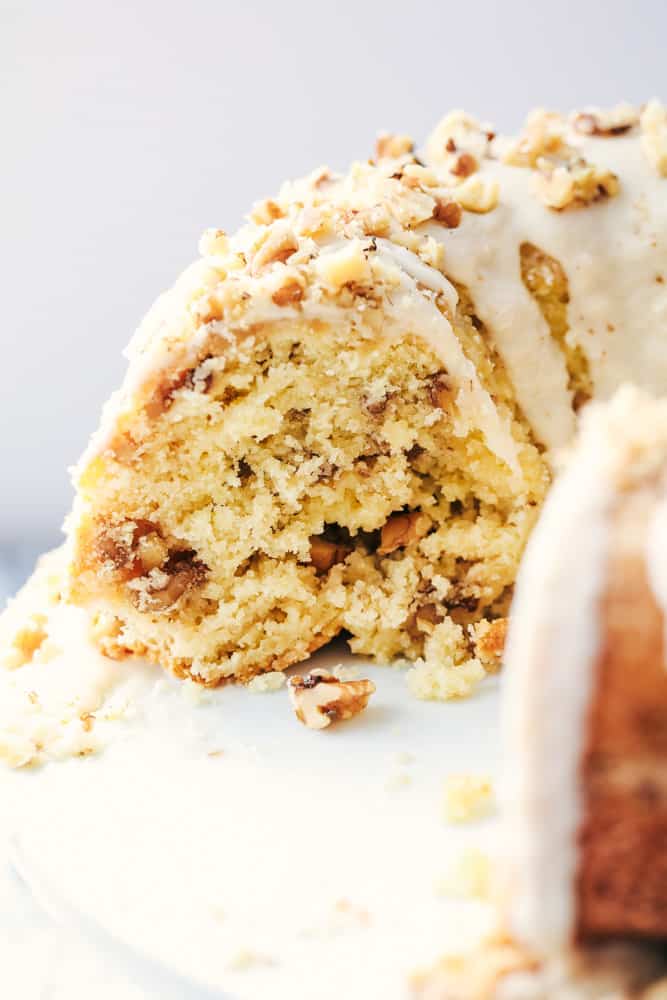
413,387,667,998
503,387,667,954
65,102,667,687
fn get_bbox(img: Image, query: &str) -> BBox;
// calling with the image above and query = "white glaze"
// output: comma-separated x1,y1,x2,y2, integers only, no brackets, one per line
502,387,667,955
74,109,667,495
500,404,617,954
425,126,667,452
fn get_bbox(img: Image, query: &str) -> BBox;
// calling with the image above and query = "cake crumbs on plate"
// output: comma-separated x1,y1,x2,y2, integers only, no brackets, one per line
406,656,486,701
226,948,276,971
330,663,361,681
246,670,286,693
300,898,372,940
181,677,215,705
443,773,495,823
385,769,413,792
436,847,493,900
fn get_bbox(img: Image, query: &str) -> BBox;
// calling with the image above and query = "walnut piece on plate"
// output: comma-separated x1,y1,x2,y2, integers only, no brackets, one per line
287,668,375,729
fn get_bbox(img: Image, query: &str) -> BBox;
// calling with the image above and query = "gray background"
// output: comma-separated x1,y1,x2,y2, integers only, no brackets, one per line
1,0,665,554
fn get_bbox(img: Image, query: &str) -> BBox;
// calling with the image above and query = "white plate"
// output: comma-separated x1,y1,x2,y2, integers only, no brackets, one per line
2,641,503,999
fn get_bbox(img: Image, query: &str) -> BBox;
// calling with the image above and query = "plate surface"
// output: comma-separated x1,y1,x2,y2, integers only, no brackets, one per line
2,641,503,999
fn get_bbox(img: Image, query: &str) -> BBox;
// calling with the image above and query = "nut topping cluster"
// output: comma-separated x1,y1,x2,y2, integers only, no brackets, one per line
535,155,619,210
572,103,638,137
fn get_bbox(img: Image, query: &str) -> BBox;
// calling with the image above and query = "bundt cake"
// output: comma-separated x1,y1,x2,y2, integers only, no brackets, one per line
60,101,667,689
416,387,667,997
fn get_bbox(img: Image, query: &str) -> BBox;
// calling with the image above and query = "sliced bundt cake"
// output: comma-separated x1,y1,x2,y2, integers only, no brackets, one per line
66,102,667,688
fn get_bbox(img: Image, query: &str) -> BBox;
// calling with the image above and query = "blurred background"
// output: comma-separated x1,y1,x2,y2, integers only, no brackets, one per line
0,0,665,597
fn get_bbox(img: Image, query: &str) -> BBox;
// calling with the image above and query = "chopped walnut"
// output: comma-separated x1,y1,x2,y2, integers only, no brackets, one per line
640,99,667,176
454,174,499,213
450,152,478,178
428,372,453,409
501,108,567,167
535,155,619,210
378,511,432,555
249,198,284,225
309,537,352,573
426,111,494,175
471,617,507,672
294,206,332,239
94,519,167,579
362,389,393,416
251,223,299,273
374,132,414,160
358,203,392,239
136,531,169,572
288,669,375,730
406,602,444,639
198,228,229,256
572,103,638,137
271,277,305,306
314,240,372,290
400,163,440,189
432,199,462,228
130,550,207,612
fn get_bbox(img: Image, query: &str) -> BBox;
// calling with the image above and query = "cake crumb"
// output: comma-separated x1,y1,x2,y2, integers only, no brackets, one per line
226,948,275,971
207,901,226,922
407,657,486,701
411,934,539,999
181,677,214,706
246,670,286,693
385,769,413,792
1,615,49,669
300,898,372,939
331,663,360,681
436,847,493,900
470,618,507,673
443,774,494,823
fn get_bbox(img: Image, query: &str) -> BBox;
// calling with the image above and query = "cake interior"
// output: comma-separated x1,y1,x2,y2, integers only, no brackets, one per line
71,287,549,686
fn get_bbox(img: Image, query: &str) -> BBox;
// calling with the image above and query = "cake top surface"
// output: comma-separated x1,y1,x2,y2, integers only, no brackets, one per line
76,101,667,486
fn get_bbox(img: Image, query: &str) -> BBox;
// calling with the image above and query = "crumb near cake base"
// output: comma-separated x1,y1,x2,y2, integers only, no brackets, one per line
412,937,667,1000
0,548,153,768
443,773,494,823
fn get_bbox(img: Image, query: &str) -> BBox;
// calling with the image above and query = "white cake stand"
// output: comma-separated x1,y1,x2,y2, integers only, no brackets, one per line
1,641,503,999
